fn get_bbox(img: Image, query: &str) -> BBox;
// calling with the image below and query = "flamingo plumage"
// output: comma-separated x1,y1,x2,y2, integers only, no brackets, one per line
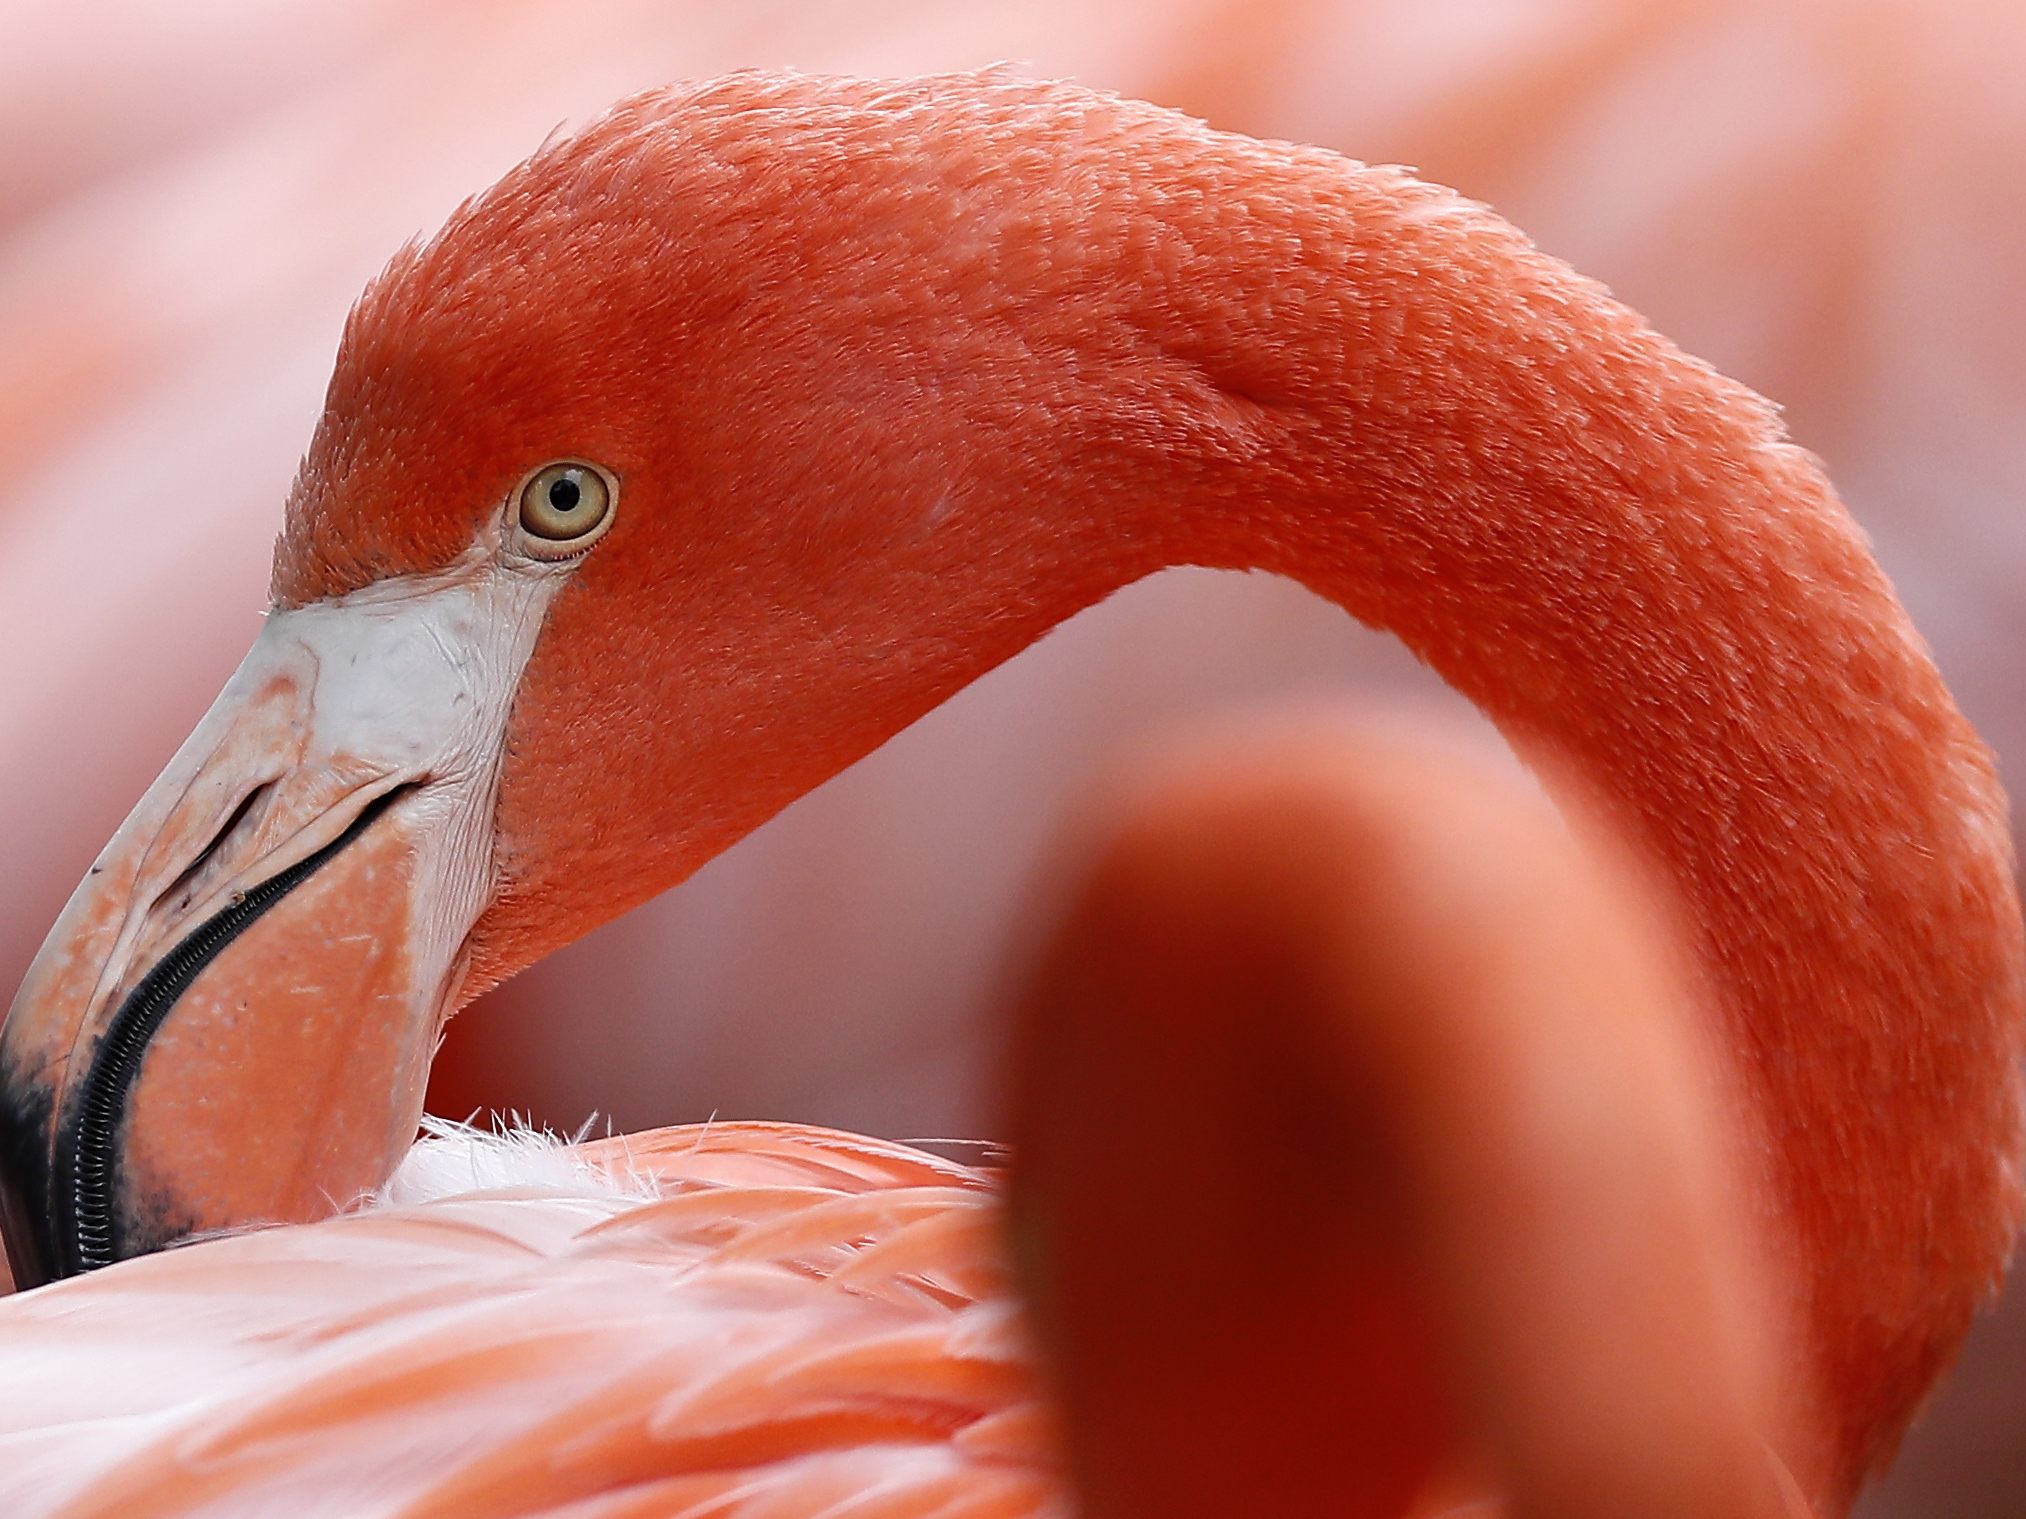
0,70,2016,1515
0,728,1811,1518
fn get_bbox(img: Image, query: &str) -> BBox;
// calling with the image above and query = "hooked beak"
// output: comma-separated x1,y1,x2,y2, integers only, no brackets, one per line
0,564,540,1287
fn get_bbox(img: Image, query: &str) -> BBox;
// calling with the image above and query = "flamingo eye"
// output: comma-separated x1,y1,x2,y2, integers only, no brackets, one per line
515,461,617,555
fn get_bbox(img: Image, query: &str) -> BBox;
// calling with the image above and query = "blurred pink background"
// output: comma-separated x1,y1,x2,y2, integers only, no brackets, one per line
2,3,2021,1512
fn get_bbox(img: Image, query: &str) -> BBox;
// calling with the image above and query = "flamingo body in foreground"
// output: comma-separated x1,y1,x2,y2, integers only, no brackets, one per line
0,70,2017,1516
0,1123,1051,1518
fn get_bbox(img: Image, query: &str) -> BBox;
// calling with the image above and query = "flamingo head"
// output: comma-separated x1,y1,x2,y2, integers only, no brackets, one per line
0,76,1131,1284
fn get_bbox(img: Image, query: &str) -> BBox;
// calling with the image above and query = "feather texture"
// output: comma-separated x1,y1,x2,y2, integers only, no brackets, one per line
0,1123,1058,1519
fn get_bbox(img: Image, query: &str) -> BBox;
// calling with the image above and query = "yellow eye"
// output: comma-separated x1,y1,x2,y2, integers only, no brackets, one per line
516,461,616,550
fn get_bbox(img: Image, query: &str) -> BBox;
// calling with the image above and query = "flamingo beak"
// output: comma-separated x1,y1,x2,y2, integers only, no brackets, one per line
0,564,541,1289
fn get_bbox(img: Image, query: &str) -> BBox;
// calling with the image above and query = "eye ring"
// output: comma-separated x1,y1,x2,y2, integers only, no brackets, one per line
512,460,618,557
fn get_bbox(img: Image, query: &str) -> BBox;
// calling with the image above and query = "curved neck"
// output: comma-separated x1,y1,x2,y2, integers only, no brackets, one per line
483,80,2022,1498
866,127,2020,1498
1056,161,2020,1497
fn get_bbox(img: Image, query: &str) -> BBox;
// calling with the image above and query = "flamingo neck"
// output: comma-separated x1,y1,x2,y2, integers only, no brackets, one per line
900,142,2022,1497
1154,198,2012,1504
462,81,2018,1497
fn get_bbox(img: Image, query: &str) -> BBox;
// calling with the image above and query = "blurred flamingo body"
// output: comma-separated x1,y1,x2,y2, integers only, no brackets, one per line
0,71,2016,1517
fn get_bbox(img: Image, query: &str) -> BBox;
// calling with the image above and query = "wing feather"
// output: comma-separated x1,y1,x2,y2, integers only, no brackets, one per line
0,1123,1058,1519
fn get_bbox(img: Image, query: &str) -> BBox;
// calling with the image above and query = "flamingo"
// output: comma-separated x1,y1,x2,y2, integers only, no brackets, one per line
0,70,2016,1515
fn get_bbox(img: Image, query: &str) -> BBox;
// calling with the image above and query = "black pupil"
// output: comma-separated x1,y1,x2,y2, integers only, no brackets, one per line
548,474,582,513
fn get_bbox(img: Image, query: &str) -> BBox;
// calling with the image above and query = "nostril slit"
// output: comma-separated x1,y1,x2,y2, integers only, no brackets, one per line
156,782,275,918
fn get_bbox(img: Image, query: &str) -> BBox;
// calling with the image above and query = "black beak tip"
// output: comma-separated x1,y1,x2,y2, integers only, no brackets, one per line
0,1071,57,1291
